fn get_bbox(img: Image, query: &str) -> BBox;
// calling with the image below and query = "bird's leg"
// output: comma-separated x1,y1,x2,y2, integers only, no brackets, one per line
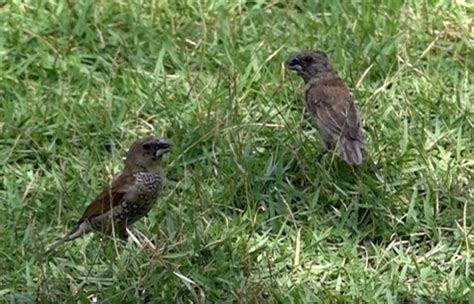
117,226,129,241
315,149,327,162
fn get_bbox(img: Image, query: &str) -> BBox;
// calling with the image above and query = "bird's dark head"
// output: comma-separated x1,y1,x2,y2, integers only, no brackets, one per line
286,51,334,82
126,137,172,171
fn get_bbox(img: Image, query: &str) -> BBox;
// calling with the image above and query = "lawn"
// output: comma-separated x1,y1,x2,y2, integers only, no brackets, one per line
1,0,472,302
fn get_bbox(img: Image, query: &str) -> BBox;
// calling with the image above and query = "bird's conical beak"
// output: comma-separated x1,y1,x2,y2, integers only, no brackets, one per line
286,57,302,72
155,139,172,157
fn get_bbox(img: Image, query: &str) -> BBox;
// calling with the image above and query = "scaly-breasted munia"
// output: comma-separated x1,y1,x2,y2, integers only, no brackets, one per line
46,137,171,253
286,51,367,166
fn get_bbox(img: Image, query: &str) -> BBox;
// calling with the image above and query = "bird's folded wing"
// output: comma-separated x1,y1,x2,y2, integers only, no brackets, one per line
307,84,360,140
78,172,136,222
345,100,361,140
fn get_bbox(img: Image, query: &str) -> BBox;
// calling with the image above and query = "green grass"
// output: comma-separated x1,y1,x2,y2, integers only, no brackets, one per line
1,0,473,302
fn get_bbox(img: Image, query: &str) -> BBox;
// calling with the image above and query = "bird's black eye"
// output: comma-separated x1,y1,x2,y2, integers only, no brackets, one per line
303,56,313,63
143,143,151,150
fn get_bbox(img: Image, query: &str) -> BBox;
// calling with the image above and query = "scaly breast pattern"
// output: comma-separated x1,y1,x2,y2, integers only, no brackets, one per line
114,172,162,226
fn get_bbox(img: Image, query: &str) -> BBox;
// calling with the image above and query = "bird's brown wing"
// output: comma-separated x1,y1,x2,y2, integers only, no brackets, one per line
345,99,361,139
78,172,136,223
306,78,360,139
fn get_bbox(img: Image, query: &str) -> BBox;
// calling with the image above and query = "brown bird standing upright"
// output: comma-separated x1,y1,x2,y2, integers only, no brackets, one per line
286,50,367,165
46,137,172,253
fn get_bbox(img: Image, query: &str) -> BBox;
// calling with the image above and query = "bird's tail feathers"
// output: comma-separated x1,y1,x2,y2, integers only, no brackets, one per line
45,222,90,254
337,138,367,166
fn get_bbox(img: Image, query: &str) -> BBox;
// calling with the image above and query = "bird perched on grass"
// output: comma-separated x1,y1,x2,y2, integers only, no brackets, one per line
46,137,172,254
286,50,367,166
